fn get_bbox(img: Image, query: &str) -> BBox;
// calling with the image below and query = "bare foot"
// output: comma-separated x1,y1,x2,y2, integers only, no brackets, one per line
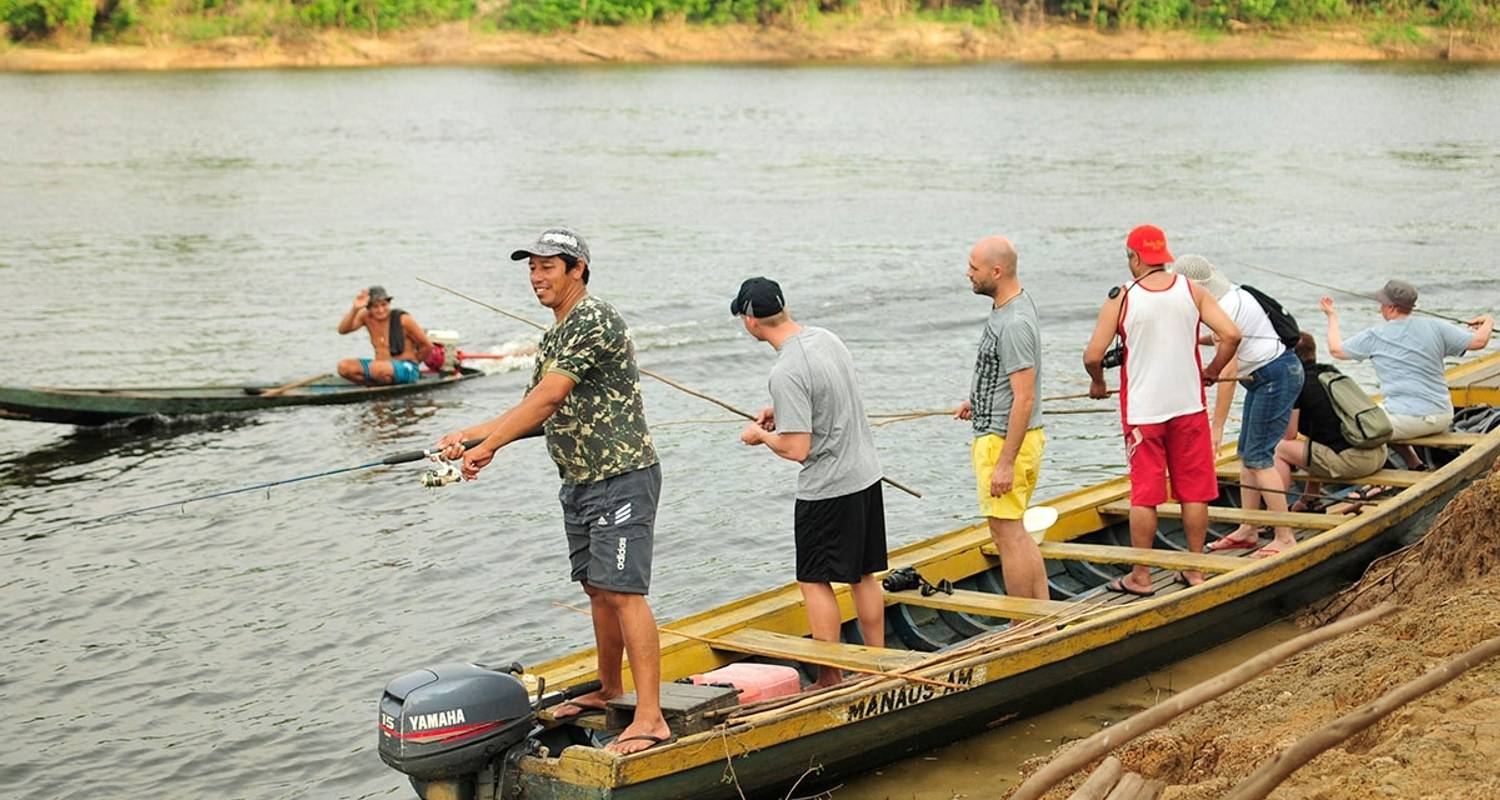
605,716,672,755
550,690,614,720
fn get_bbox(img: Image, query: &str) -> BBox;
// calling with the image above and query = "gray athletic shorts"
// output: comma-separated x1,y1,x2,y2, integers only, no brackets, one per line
560,463,661,595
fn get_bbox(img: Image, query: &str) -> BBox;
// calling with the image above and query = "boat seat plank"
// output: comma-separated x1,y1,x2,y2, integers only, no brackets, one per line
1096,501,1346,530
887,587,1075,619
710,628,927,672
980,541,1246,574
1214,465,1426,488
1395,432,1484,448
1021,541,1248,574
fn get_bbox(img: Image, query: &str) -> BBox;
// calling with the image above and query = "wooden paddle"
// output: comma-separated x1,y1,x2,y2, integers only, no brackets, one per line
250,372,331,397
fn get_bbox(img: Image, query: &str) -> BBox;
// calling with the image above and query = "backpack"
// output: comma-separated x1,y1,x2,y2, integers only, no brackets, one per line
1240,284,1301,348
1317,369,1394,448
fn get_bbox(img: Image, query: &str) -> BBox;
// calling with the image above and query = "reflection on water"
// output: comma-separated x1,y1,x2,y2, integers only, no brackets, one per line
1,62,1498,800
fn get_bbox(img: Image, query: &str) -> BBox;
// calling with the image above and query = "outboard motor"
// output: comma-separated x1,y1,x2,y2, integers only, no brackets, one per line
425,330,462,375
379,663,537,800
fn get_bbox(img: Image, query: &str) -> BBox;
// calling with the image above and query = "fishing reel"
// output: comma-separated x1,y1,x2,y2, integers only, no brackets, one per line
420,461,463,488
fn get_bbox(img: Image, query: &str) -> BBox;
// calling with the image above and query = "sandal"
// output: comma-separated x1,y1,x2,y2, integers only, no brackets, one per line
1252,544,1289,559
1206,534,1260,552
1106,577,1156,597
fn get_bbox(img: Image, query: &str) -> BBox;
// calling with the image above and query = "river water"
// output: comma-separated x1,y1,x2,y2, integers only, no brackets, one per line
2,63,1498,799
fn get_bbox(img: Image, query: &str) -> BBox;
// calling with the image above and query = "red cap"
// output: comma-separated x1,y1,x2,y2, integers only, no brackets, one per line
1126,225,1173,266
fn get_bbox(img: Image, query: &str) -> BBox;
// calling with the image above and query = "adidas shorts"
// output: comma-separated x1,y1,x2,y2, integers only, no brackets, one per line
560,464,661,595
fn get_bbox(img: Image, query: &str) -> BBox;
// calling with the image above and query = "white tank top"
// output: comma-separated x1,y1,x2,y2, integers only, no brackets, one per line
1119,274,1206,425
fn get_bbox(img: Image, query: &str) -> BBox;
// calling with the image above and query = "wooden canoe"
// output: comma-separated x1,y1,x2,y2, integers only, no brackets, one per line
467,349,1500,800
0,366,488,426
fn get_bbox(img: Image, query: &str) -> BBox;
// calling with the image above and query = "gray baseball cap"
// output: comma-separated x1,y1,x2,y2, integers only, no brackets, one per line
510,227,590,263
1373,279,1417,310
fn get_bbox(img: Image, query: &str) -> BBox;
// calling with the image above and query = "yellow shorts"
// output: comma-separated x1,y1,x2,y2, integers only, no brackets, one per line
972,429,1046,520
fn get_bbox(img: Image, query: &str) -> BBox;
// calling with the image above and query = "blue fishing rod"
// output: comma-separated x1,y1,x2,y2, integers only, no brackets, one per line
89,436,492,524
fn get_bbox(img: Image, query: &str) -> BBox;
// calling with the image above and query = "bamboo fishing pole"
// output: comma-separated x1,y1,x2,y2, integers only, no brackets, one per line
1227,259,1475,326
416,277,926,499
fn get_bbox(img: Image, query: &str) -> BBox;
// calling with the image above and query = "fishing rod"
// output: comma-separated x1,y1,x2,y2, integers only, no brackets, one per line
88,436,501,524
1226,259,1473,326
416,277,928,500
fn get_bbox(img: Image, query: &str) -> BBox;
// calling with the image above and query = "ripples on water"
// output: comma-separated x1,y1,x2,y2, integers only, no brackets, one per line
2,63,1498,799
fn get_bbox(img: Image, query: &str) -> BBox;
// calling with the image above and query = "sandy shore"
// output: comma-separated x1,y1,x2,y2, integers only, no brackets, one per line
1017,457,1500,799
3,21,1498,72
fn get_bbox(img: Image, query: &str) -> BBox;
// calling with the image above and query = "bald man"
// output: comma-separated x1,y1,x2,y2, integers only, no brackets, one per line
955,237,1048,600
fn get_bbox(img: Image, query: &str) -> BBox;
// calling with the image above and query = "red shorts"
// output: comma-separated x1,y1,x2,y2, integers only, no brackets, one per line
1124,412,1220,507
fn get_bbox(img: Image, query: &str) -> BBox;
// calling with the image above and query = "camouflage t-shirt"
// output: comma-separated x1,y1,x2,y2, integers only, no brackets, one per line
528,295,658,486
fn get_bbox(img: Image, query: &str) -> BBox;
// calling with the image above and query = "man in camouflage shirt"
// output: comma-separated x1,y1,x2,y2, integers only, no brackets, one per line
437,227,669,755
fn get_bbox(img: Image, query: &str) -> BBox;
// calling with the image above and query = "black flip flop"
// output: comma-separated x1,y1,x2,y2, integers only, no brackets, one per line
1172,571,1207,588
608,733,677,754
1106,577,1155,597
550,702,607,721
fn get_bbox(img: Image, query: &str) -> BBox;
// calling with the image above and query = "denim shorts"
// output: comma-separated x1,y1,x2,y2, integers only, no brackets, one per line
1238,349,1304,470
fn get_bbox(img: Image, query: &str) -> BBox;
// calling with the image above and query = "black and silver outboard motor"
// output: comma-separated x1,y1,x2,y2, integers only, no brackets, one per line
379,663,539,800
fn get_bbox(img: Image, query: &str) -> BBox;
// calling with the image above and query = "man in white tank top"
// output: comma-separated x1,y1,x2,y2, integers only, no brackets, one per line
1083,225,1241,594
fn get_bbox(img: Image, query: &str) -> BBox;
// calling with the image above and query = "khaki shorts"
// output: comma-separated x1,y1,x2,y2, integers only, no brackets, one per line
972,428,1046,520
1384,408,1452,442
1306,441,1387,481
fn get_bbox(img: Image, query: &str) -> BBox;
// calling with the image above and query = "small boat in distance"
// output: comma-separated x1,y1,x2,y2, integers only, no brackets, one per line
0,366,490,427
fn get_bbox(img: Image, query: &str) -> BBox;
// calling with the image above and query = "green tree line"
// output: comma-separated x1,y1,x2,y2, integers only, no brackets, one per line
2,0,1493,42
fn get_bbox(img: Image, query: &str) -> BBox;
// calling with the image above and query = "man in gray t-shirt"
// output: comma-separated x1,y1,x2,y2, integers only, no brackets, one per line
733,277,888,687
954,236,1049,601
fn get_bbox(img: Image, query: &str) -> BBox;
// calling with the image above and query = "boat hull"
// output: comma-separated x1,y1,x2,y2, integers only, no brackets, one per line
0,368,485,426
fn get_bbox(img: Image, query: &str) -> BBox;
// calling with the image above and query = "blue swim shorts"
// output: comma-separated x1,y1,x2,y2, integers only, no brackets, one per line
360,359,421,385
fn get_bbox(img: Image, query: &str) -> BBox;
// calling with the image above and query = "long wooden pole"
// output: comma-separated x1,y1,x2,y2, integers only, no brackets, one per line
417,277,924,499
1223,630,1500,800
1007,603,1397,800
255,372,331,397
549,602,962,690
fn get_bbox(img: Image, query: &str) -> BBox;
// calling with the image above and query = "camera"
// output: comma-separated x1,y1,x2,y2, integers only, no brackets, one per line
1101,345,1124,370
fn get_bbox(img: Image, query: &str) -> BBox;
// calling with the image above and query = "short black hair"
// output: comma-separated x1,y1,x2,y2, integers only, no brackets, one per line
559,254,590,285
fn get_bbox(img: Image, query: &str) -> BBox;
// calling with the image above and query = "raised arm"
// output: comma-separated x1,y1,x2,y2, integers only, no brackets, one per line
338,289,369,335
1467,314,1494,351
1319,297,1350,360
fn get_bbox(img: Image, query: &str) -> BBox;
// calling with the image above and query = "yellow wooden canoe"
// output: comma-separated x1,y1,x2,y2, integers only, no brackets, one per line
402,349,1500,800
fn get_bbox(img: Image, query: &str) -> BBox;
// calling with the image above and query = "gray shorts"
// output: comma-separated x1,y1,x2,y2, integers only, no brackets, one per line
560,463,661,595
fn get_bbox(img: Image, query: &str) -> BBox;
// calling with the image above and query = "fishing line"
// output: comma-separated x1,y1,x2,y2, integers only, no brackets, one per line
88,437,491,524
416,277,929,499
1225,259,1473,326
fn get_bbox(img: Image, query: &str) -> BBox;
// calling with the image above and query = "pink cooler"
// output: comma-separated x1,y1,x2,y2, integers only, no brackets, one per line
690,663,802,704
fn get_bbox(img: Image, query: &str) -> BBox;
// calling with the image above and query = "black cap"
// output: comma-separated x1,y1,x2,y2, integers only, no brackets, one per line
368,285,392,303
731,277,785,319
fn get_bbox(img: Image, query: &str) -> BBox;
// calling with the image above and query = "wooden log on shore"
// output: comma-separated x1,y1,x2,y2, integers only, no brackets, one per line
1008,604,1397,800
1101,772,1143,800
1223,631,1500,800
1064,755,1122,800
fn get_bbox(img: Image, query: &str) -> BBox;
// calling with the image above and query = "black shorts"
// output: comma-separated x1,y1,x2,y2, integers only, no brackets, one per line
793,481,888,584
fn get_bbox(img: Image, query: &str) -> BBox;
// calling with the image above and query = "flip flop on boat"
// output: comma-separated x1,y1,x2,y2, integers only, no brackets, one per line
1172,571,1206,588
1106,577,1156,597
550,701,607,720
607,733,677,754
1206,535,1260,552
1252,544,1289,559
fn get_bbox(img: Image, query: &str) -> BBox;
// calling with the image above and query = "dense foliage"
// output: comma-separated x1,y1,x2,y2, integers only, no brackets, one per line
0,0,1494,42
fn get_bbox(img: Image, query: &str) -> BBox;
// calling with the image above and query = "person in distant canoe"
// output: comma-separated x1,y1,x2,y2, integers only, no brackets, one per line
336,286,435,385
436,228,671,756
953,236,1048,601
1321,280,1493,469
1083,225,1240,592
734,277,888,688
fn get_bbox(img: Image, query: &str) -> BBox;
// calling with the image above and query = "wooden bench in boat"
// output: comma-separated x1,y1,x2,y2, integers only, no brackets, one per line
886,587,1075,619
1095,501,1347,529
1399,432,1484,448
1214,465,1428,488
978,541,1249,575
709,628,927,672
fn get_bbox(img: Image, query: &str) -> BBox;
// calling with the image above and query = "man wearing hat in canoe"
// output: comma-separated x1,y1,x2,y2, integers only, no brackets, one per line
734,277,888,688
435,228,671,755
953,235,1048,601
1321,280,1493,468
336,286,437,385
1083,225,1241,591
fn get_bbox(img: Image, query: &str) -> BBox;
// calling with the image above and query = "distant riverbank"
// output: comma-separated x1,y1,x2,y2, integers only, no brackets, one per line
4,21,1498,72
